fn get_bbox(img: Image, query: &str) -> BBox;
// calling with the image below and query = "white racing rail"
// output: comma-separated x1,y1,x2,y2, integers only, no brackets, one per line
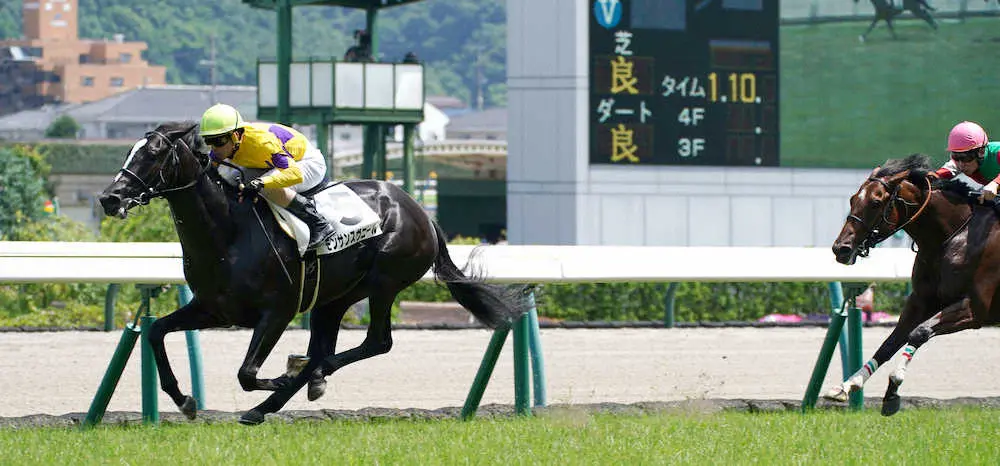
0,242,916,284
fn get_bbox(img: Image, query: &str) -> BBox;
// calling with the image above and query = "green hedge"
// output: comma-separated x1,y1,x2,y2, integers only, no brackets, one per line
0,142,131,175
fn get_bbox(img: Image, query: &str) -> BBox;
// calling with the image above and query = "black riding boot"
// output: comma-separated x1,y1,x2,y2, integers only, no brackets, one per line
286,194,336,250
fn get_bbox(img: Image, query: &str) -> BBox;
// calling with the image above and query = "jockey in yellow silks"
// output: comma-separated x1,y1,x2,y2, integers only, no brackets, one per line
199,103,335,249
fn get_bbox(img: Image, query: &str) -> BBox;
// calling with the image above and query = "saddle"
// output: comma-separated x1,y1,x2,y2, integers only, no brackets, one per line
264,182,383,258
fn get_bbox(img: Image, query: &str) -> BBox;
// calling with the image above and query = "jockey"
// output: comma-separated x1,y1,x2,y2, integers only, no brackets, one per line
931,121,1000,202
199,103,335,250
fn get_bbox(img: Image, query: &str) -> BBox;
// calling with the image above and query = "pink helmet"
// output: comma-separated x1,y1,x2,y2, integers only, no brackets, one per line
947,121,988,152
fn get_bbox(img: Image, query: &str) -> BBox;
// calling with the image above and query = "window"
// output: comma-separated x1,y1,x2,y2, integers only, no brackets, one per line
119,53,131,63
81,76,94,87
110,77,124,87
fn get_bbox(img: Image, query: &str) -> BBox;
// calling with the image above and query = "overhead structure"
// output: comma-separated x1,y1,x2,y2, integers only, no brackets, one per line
243,0,427,193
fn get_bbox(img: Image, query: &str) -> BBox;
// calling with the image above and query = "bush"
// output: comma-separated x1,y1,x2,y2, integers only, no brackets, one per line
99,199,178,242
0,146,49,239
44,115,81,139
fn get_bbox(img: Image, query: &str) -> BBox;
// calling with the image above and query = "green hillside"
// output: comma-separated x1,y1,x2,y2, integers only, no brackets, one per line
0,0,506,108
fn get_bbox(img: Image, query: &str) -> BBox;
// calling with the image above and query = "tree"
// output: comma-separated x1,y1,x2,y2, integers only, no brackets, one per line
44,115,81,139
0,146,47,239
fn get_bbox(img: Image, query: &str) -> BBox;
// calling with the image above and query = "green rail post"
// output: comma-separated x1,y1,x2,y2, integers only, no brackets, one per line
138,286,159,424
178,285,206,410
81,323,141,427
801,297,849,412
460,325,510,420
140,314,158,424
663,282,679,328
103,284,120,331
512,313,531,416
847,303,865,411
526,293,547,408
461,289,548,420
828,282,851,379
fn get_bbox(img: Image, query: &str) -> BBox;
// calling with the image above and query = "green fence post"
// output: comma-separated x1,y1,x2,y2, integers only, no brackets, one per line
139,286,159,425
847,305,865,411
104,284,120,331
178,285,205,410
663,282,679,328
828,282,851,379
461,326,511,420
81,324,141,428
526,293,547,408
140,314,159,424
512,313,531,416
801,301,848,412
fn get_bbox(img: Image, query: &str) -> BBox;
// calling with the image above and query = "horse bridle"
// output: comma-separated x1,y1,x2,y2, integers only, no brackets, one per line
845,175,932,257
116,129,210,206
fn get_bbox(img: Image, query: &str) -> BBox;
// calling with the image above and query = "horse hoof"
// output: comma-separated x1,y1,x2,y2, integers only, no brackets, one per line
881,394,901,416
823,386,849,403
239,409,266,426
180,396,197,420
308,378,327,401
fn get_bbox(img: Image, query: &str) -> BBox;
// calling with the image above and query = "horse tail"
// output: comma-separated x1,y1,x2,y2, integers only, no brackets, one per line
431,221,529,329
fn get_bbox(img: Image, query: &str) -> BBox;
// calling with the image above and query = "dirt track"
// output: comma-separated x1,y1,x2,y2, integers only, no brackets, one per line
2,327,1000,422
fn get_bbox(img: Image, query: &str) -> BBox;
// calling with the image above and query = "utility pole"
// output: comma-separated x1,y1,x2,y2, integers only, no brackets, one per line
475,47,484,111
199,35,218,103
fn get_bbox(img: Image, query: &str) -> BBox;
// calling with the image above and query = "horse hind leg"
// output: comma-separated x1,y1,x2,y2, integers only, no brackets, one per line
882,299,980,416
268,294,362,401
241,284,402,425
861,17,880,42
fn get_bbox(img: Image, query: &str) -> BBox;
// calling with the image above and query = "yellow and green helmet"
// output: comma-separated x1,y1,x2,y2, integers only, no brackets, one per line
199,103,246,138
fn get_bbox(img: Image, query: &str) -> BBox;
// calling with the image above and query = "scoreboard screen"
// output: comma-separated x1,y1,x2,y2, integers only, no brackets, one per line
589,0,779,166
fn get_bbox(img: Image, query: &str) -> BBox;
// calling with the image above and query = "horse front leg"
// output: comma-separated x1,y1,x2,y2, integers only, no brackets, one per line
236,309,295,392
146,299,223,419
824,294,928,402
881,298,981,416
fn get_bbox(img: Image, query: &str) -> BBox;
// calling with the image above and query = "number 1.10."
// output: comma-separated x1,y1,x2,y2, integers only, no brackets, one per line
708,72,757,103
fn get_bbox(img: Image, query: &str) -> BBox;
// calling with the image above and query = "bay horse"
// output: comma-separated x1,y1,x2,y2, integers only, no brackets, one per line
97,121,529,425
857,0,938,42
827,154,1000,415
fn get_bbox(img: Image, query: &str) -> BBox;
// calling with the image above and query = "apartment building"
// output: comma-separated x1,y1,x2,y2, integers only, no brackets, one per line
0,0,166,115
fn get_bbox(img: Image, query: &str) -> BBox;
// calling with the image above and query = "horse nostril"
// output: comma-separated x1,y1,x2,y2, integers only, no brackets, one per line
98,194,121,215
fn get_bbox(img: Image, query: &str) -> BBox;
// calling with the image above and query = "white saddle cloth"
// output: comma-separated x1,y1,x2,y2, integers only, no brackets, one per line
266,183,383,257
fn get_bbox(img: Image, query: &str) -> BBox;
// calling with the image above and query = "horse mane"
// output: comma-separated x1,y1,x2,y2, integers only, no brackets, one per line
873,153,935,188
151,120,209,157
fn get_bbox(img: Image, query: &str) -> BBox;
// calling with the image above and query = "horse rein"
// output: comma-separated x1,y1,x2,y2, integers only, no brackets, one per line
846,175,932,257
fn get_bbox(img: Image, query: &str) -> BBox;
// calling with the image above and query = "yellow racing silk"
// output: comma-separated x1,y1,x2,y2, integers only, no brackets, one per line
218,123,309,188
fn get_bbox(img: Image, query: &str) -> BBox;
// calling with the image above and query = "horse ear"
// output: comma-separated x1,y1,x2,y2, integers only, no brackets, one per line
869,166,881,177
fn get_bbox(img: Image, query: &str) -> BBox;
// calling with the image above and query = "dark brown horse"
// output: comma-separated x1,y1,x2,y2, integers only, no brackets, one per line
858,0,938,42
97,122,529,425
827,154,1000,415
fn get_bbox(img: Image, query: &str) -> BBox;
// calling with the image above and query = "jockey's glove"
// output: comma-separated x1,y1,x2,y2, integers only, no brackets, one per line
241,178,265,198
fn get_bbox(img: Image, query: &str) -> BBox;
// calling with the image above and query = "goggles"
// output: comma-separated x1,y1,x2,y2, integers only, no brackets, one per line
951,150,979,163
204,133,232,148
